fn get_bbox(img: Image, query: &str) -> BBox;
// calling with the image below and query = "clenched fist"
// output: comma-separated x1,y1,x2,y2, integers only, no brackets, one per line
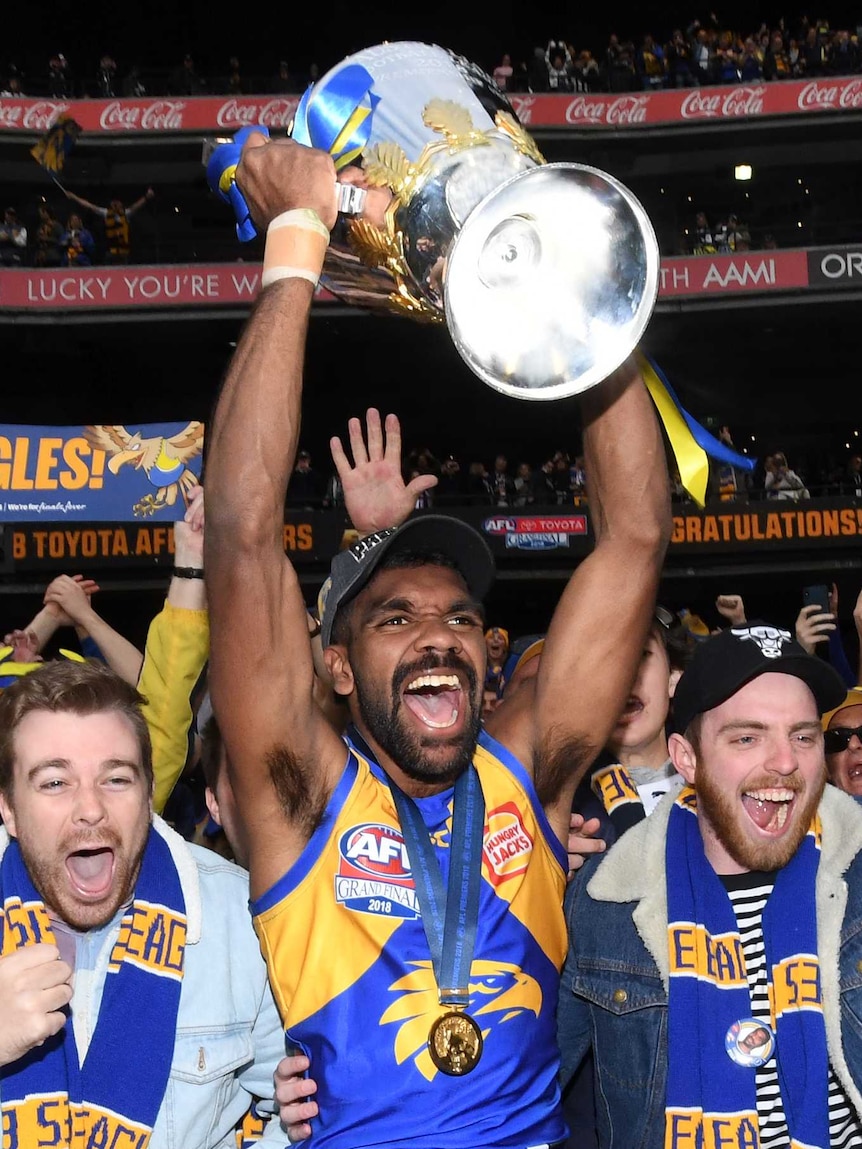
235,135,338,233
0,944,73,1068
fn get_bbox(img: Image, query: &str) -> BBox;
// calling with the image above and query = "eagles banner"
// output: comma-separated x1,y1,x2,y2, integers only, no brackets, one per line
0,422,203,521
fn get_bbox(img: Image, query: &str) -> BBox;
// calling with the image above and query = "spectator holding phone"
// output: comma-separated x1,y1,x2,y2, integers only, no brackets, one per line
795,581,859,688
765,451,809,500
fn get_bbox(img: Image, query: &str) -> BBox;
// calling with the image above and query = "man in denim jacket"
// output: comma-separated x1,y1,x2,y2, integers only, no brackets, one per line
557,624,862,1148
0,659,287,1149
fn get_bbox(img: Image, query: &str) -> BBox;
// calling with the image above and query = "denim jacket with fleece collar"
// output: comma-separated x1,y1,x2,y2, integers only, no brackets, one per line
556,785,862,1149
0,816,288,1149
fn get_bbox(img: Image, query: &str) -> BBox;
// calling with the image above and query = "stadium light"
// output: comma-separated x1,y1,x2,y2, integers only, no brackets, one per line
734,164,753,181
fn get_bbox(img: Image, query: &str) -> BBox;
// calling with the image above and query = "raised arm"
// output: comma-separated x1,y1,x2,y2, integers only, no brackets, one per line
854,586,862,686
140,487,211,814
127,187,155,216
63,188,102,214
4,575,99,657
487,353,671,841
42,575,143,684
204,135,347,897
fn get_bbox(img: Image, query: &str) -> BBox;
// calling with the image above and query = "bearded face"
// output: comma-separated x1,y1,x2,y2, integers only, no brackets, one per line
675,674,826,875
0,710,151,930
335,564,486,793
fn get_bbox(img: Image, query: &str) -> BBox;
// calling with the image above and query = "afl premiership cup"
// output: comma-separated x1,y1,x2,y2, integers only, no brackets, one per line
206,40,660,401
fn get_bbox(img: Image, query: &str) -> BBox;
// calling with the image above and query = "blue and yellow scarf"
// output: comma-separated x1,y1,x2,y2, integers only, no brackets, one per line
665,786,829,1149
0,827,186,1148
591,763,646,837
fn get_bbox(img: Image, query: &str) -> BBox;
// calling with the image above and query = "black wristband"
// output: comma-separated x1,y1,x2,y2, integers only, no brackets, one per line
173,566,205,579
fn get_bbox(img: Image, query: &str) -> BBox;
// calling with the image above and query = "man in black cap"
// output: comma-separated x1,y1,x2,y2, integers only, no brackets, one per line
204,133,670,1147
557,622,862,1149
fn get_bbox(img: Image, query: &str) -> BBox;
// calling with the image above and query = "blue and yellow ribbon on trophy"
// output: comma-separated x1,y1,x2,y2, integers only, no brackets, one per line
291,62,380,170
206,63,380,240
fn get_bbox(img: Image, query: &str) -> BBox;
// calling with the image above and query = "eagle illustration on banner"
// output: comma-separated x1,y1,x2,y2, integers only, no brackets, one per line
83,422,204,517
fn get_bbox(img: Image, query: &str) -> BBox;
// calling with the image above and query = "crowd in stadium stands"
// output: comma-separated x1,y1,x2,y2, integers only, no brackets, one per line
284,440,862,512
0,49,320,100
2,15,862,99
688,209,756,254
503,15,862,92
0,188,157,267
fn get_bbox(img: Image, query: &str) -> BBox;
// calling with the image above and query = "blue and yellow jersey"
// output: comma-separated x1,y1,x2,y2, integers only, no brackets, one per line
251,727,568,1149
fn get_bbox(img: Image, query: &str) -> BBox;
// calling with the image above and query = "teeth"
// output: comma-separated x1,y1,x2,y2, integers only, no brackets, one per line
405,674,460,692
744,788,795,803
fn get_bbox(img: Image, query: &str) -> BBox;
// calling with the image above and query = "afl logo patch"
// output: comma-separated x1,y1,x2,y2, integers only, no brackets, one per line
336,823,419,919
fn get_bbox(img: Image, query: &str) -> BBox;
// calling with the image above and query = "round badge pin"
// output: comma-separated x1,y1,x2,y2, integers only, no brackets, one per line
725,1018,775,1068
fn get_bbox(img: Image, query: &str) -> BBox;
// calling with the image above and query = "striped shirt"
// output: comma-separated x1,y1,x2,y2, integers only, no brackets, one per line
722,871,862,1149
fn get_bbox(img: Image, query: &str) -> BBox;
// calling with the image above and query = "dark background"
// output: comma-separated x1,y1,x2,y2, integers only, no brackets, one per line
11,4,862,89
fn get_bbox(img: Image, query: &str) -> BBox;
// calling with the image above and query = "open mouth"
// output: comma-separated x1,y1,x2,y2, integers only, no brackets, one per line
65,847,116,899
616,695,644,723
741,788,797,834
402,673,464,730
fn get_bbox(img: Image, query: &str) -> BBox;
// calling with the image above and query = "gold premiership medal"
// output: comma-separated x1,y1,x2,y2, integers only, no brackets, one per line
428,1010,483,1076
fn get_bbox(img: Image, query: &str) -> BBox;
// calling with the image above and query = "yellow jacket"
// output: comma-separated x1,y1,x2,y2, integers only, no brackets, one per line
138,601,209,814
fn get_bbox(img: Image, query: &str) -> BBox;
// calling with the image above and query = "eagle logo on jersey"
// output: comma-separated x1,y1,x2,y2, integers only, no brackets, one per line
380,959,542,1080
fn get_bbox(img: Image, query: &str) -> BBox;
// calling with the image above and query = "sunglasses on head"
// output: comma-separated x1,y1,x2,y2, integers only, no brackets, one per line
824,725,862,754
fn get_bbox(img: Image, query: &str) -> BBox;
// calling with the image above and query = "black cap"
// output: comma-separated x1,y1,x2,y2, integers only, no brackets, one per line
318,514,495,648
672,622,847,734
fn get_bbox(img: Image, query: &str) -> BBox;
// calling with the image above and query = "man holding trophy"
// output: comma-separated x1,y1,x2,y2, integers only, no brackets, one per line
204,41,671,1149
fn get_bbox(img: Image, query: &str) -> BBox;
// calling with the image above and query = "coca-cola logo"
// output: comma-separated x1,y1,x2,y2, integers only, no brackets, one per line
215,99,297,128
100,100,185,131
19,101,71,130
141,101,185,130
0,103,23,128
797,78,862,109
680,86,764,119
565,95,609,125
258,98,299,128
606,95,649,125
509,95,536,123
720,86,765,116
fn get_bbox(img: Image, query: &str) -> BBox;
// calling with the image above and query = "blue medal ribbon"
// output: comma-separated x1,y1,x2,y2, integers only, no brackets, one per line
390,767,485,1006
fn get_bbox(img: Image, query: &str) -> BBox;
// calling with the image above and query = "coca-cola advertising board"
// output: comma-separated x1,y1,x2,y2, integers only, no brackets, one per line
510,77,862,129
0,96,301,135
4,77,862,136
